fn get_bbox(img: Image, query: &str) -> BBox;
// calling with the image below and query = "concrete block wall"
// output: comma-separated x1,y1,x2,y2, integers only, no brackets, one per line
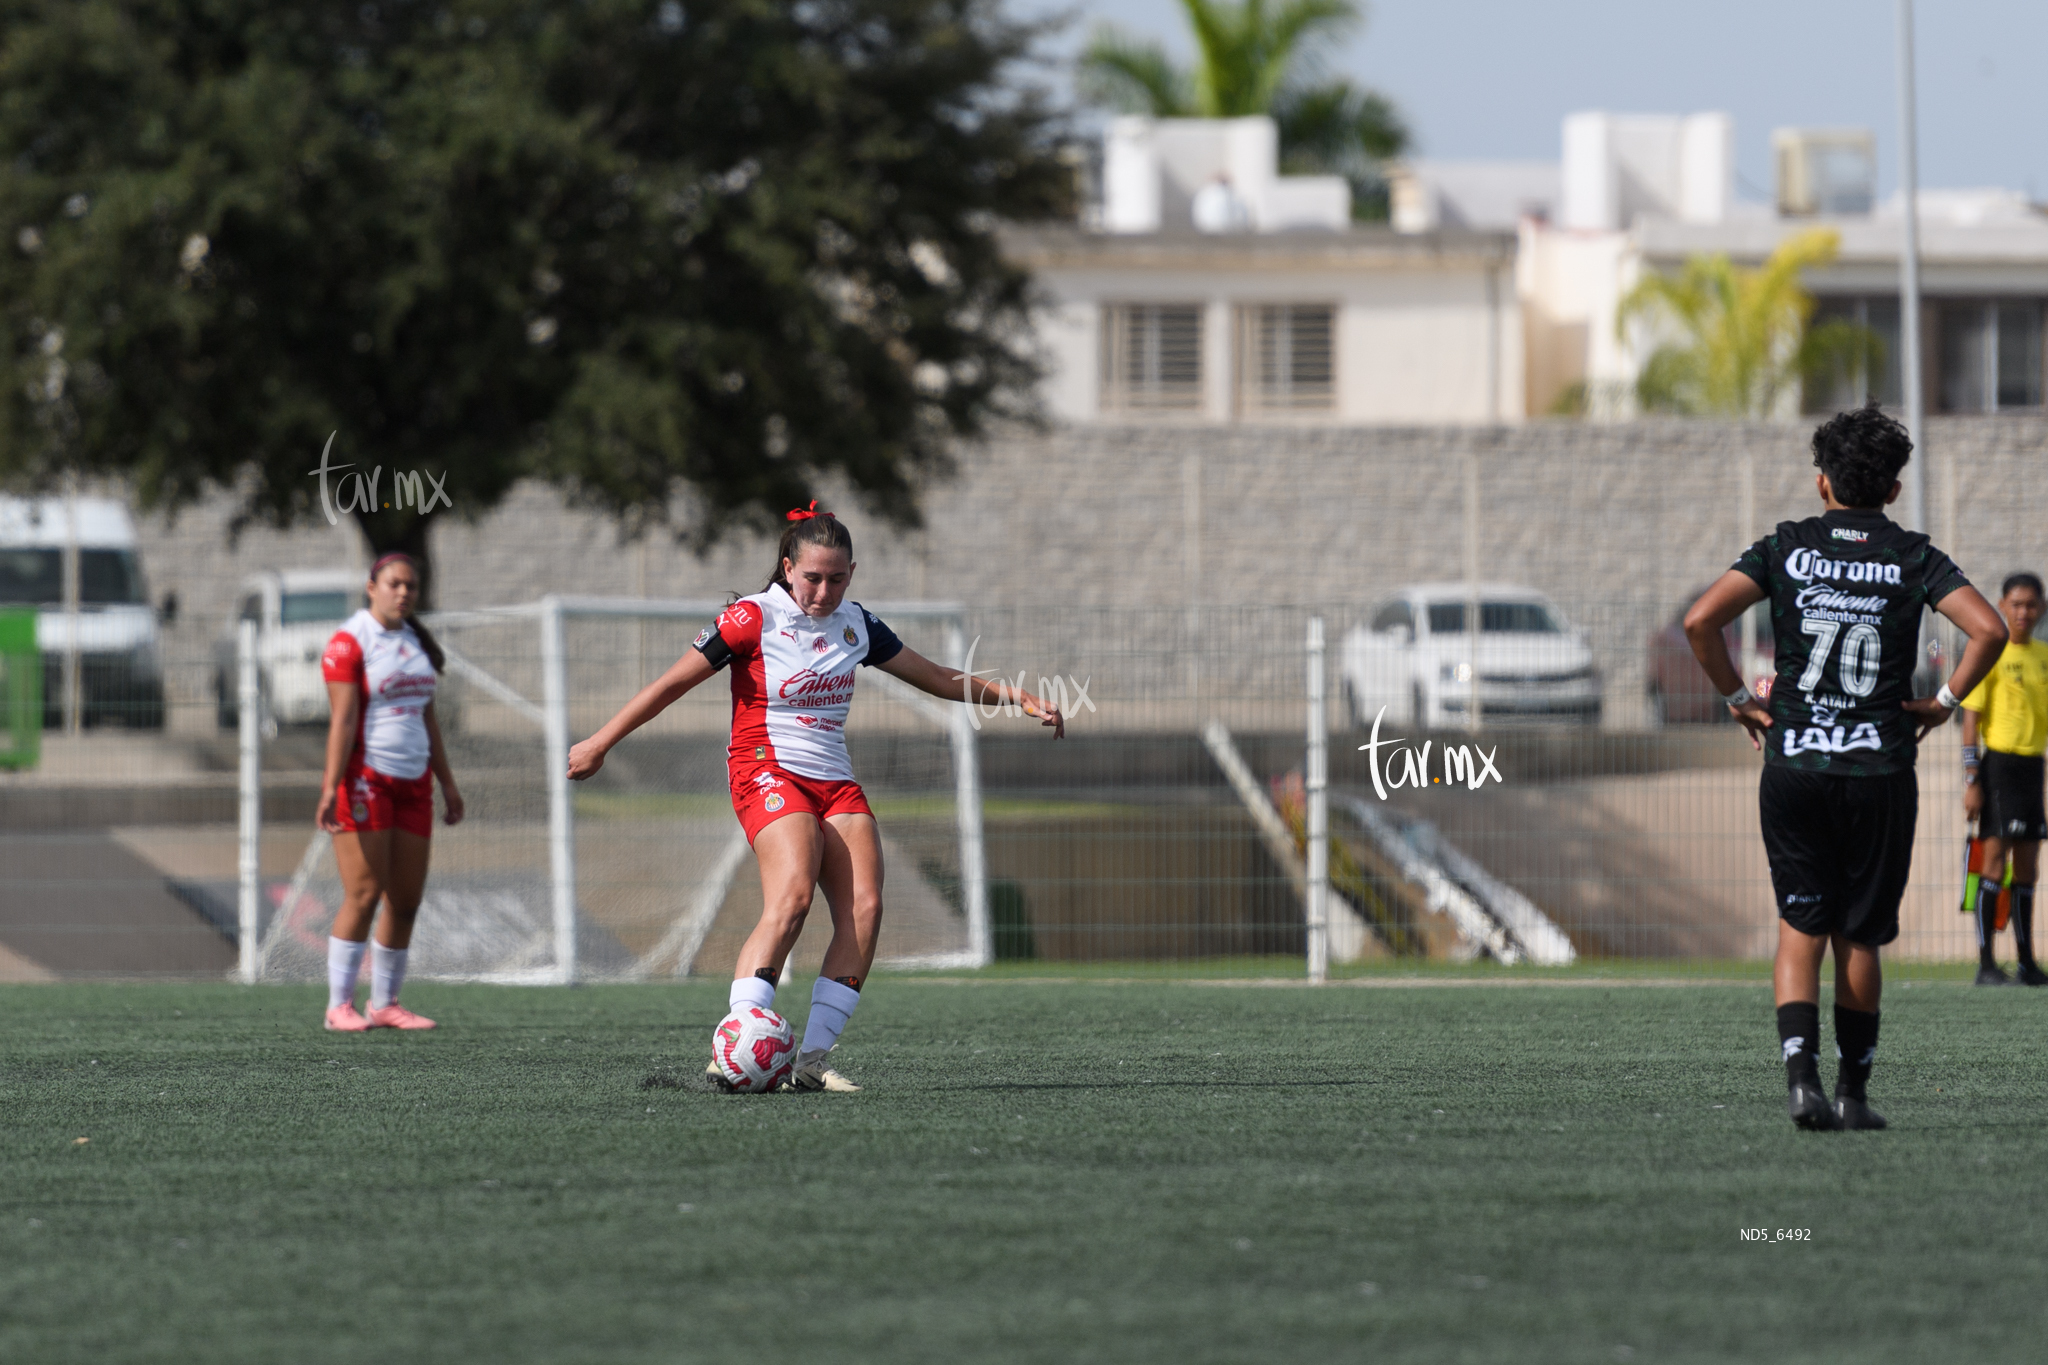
133,414,2048,721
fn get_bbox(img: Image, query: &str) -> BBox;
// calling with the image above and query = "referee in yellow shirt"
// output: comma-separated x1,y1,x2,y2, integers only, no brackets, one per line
1963,572,2048,986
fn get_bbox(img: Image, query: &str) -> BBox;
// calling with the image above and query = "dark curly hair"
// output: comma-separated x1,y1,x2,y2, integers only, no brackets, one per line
2001,572,2045,601
1810,404,1912,510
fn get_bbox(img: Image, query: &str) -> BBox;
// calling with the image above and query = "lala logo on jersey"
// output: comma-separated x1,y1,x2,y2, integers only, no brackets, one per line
1783,722,1882,757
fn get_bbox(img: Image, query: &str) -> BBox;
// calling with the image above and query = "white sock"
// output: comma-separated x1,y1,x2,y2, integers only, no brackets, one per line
327,937,368,1010
801,977,861,1056
369,943,408,1010
729,976,776,1014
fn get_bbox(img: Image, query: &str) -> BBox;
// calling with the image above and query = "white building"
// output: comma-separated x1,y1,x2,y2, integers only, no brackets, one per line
1014,116,1523,426
1486,113,2048,417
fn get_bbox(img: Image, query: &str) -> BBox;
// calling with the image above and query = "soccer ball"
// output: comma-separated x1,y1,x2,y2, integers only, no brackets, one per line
712,1007,796,1092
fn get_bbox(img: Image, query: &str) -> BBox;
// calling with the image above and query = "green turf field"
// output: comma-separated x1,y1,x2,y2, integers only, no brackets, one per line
5,978,2047,1364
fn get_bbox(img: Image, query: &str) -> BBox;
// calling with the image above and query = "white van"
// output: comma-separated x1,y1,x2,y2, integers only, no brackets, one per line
0,495,166,729
212,569,366,727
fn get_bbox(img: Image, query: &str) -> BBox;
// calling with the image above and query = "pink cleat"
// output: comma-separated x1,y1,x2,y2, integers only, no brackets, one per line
366,1002,437,1030
325,1003,370,1032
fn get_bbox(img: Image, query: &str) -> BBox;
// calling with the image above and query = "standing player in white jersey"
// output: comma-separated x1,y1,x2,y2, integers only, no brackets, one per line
316,553,466,1032
566,505,1064,1092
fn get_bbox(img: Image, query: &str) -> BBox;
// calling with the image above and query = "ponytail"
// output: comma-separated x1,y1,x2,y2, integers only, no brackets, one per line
368,551,446,674
764,501,854,592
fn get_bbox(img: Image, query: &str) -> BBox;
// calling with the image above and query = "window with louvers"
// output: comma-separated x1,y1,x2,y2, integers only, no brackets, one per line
1099,304,1204,412
1237,304,1335,413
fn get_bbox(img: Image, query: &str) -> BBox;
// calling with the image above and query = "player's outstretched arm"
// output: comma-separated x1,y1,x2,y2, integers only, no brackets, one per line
1682,570,1773,750
567,649,718,780
1906,586,2009,740
878,647,1065,738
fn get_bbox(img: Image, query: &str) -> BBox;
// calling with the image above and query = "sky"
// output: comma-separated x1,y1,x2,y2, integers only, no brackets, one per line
1012,0,2048,202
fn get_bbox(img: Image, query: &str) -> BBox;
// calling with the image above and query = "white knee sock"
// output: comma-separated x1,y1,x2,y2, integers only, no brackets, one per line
369,943,408,1010
729,975,776,1014
327,936,368,1010
801,977,861,1056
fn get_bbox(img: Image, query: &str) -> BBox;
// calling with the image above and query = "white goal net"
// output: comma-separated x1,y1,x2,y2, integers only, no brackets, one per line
247,597,988,984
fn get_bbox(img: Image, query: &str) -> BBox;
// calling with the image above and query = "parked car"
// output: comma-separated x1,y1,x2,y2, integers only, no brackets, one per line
0,495,167,729
1338,583,1602,729
1644,593,1775,725
213,570,365,728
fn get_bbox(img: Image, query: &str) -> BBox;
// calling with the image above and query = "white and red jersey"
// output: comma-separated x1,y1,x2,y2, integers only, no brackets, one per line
321,609,439,780
695,584,903,782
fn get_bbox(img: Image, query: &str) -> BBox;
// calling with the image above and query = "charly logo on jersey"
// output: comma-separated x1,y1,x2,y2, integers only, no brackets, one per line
1830,528,1869,543
1784,547,1901,586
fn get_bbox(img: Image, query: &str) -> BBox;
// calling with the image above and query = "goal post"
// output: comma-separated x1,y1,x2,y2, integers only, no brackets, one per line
241,594,990,984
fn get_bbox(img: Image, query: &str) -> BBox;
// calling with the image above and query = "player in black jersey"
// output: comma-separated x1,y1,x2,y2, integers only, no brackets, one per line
1684,406,2008,1132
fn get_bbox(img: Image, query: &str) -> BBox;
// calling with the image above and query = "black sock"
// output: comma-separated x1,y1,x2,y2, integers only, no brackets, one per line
2014,886,2038,969
1834,1006,1881,1102
1976,875,2002,971
1777,1002,1822,1091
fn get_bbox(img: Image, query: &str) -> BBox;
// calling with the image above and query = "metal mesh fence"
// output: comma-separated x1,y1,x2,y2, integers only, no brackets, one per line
0,569,1993,980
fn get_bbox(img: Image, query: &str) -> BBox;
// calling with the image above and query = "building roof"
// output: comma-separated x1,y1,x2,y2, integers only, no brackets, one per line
1000,223,1517,272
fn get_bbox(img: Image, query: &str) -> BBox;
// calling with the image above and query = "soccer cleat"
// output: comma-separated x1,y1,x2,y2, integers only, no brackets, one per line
2018,962,2048,987
324,1002,370,1032
781,1047,860,1093
1833,1096,1888,1131
365,1002,436,1030
1975,965,2013,987
702,1058,740,1093
1787,1081,1838,1131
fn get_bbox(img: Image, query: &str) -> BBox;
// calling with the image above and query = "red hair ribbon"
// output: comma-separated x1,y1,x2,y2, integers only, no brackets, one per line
786,500,821,522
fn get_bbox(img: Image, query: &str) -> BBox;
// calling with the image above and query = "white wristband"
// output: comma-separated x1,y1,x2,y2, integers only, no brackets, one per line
1936,684,1961,710
1720,684,1754,707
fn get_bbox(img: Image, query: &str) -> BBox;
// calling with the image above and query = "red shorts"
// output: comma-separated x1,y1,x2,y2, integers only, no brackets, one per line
334,766,435,839
729,760,872,843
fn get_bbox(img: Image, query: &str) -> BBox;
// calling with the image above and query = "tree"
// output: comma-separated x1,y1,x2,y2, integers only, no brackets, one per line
1077,0,1407,218
0,0,1071,593
1617,228,1881,419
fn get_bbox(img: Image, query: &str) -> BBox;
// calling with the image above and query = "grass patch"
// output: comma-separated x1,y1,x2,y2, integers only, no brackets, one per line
3,980,2042,1362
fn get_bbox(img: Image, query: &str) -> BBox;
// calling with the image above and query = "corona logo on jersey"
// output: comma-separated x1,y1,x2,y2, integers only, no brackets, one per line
1783,548,1902,586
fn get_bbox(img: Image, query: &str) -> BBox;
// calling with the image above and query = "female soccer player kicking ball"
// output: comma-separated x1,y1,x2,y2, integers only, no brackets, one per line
316,553,465,1031
1685,406,2006,1132
565,505,1064,1092
1961,572,2048,986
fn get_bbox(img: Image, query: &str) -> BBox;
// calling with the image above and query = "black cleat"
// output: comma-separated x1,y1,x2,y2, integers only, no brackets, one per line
1976,965,2013,987
2018,962,2048,987
1833,1095,1888,1130
1788,1081,1839,1131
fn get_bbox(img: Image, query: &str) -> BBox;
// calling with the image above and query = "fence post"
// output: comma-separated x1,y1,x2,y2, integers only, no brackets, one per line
540,596,579,985
236,619,262,984
946,621,992,967
1305,617,1330,984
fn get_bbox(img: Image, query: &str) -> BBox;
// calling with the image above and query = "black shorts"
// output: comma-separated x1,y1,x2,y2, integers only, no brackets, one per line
1980,750,2048,843
1758,765,1918,946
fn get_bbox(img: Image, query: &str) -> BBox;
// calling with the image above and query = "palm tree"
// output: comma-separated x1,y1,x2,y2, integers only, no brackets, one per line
1079,0,1409,218
1617,228,1883,418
